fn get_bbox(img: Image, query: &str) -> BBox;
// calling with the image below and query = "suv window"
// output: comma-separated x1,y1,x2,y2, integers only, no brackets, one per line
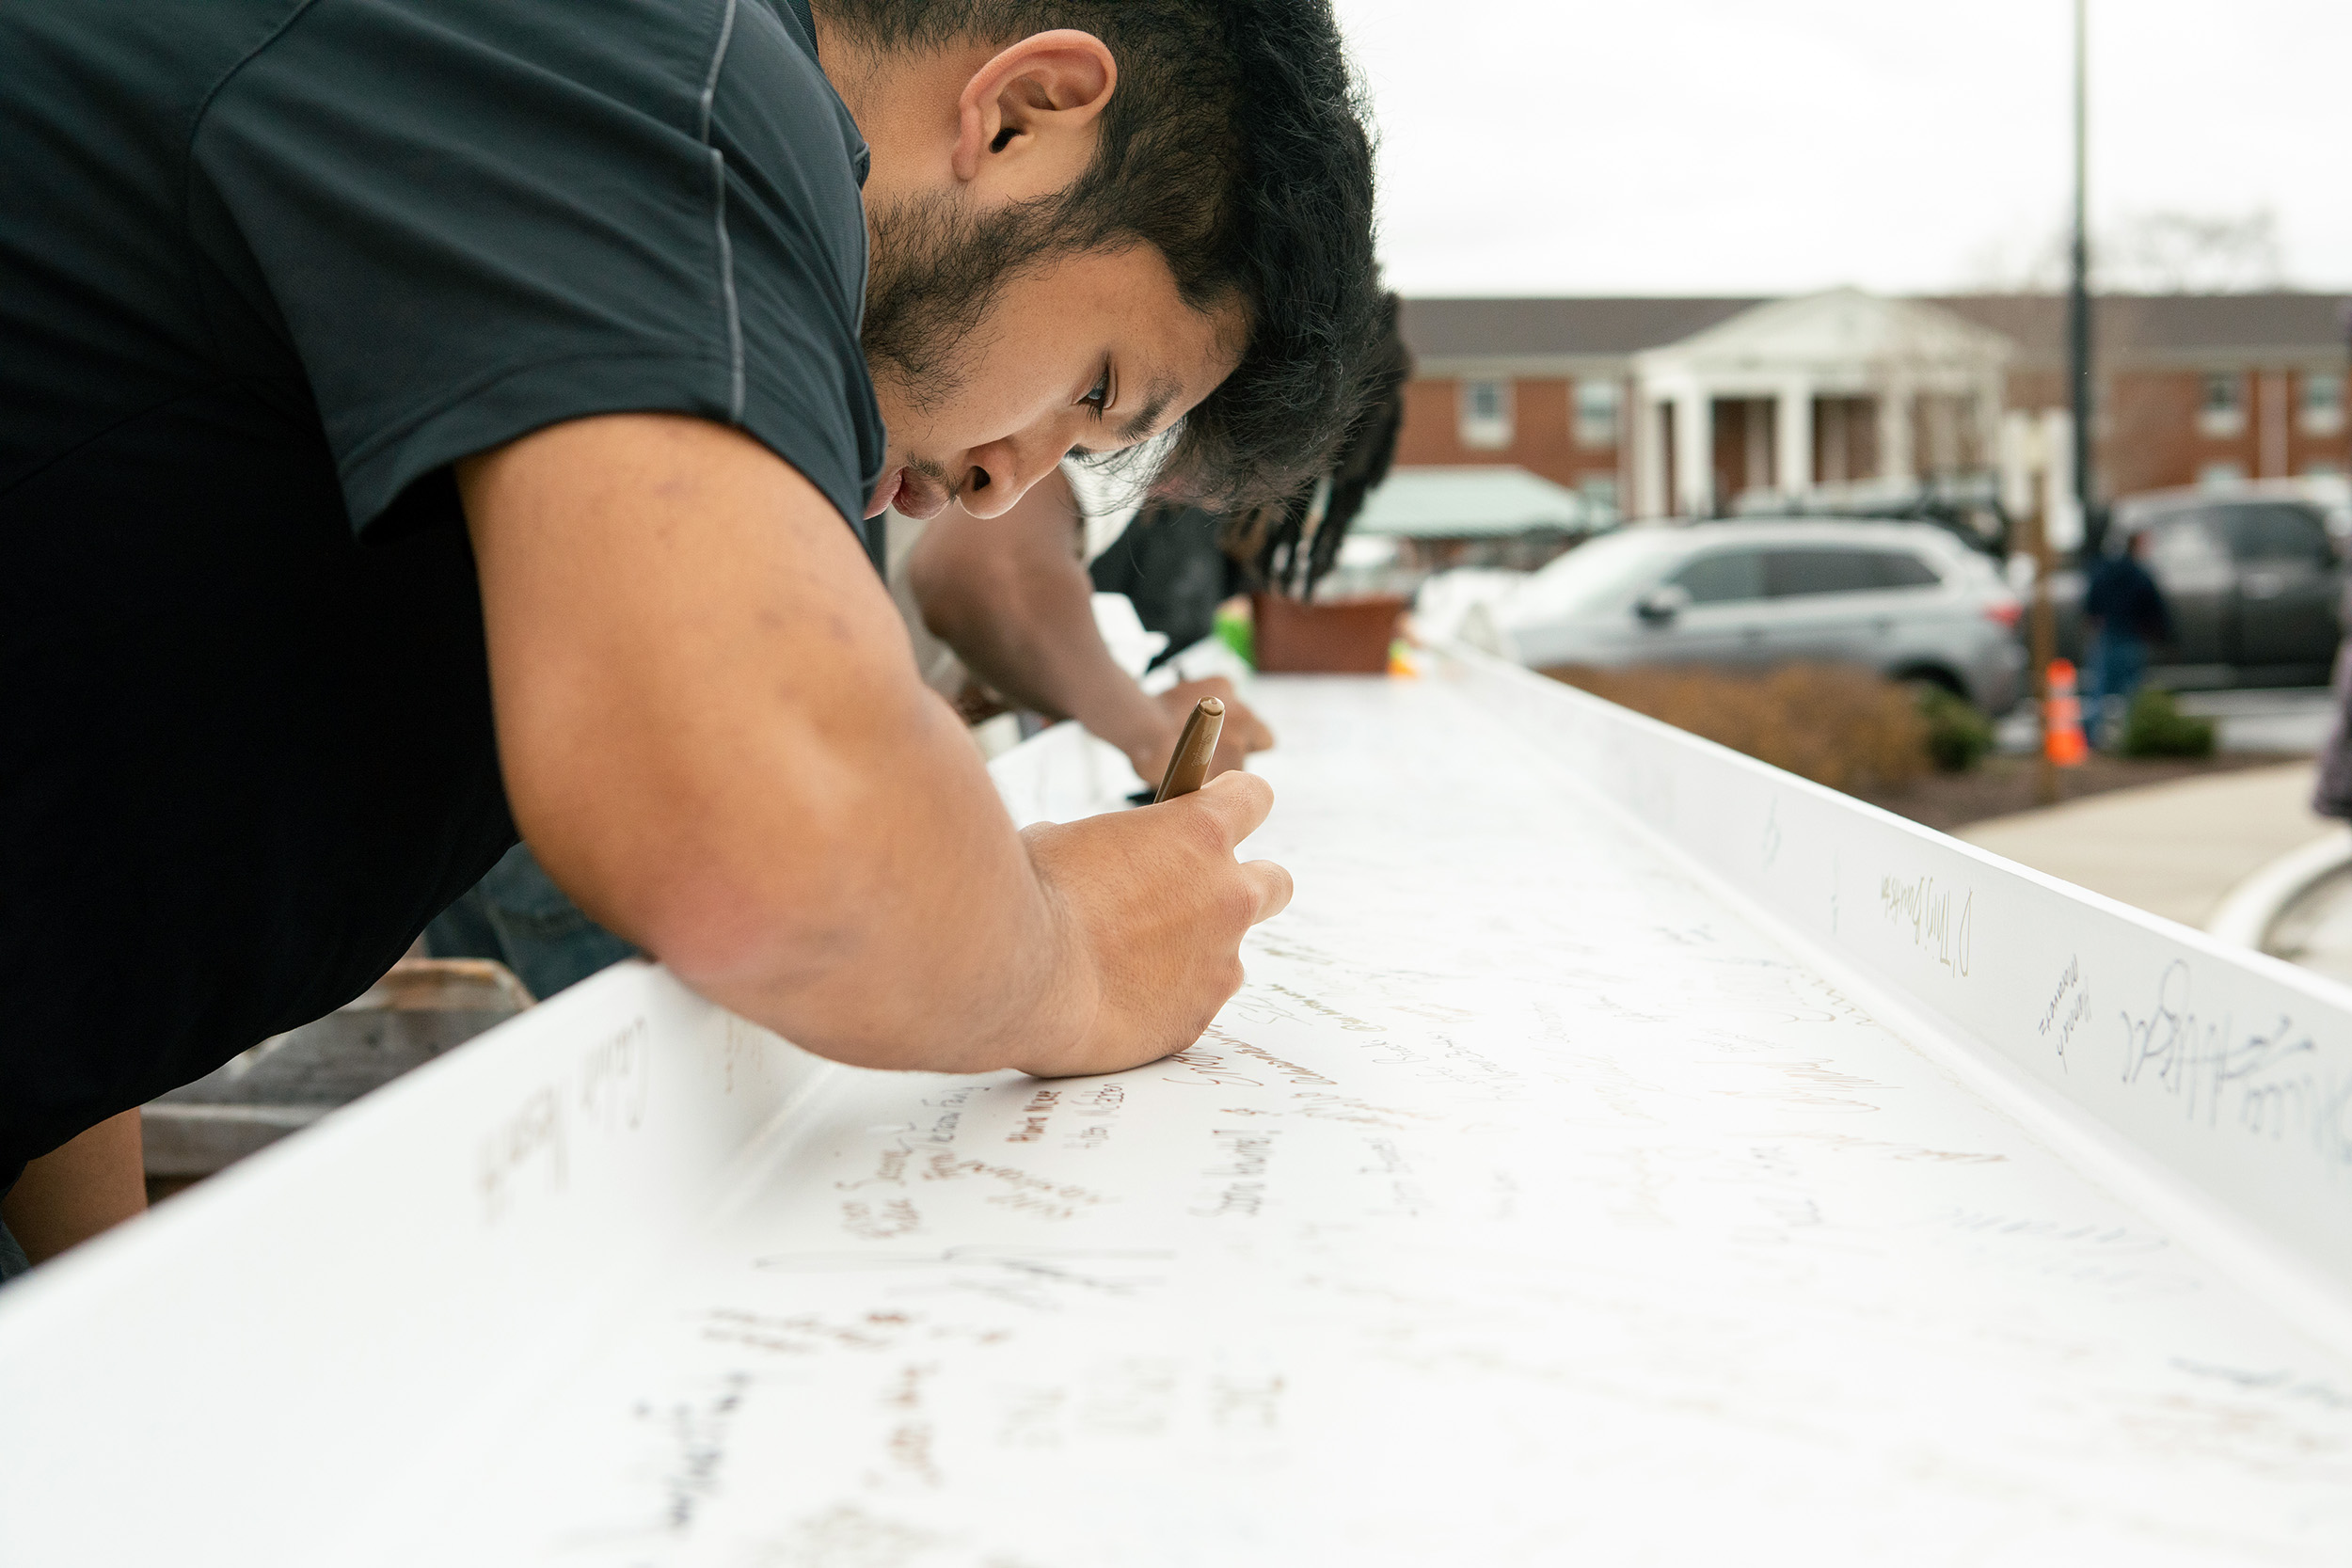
1766,548,1883,597
1669,549,1766,604
1871,550,1943,589
2143,515,2229,574
2224,504,2331,565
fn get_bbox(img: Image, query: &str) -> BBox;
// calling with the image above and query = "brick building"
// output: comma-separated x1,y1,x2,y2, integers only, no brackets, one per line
1396,291,2351,524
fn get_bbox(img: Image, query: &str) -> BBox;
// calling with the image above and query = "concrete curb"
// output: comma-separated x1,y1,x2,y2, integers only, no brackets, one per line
2207,826,2352,948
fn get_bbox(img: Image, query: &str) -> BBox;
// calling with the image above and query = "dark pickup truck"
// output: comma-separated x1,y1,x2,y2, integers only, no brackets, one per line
2052,496,2342,688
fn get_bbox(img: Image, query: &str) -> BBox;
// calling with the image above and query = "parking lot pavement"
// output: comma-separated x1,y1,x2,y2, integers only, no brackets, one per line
1995,686,2336,756
1959,761,2333,931
2173,687,2338,752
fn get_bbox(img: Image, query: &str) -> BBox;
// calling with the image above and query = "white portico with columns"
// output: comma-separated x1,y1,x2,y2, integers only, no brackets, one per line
1628,289,2011,518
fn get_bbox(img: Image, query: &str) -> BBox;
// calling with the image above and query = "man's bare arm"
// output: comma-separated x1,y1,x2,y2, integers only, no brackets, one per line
0,1111,145,1265
906,469,1271,781
460,415,1289,1076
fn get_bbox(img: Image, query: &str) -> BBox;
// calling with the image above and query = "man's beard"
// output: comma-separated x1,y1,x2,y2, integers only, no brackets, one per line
861,190,1060,418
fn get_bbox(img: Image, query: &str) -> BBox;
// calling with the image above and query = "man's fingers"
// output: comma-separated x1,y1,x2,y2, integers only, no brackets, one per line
1187,768,1274,847
1240,858,1294,925
1225,700,1275,752
1158,681,1272,755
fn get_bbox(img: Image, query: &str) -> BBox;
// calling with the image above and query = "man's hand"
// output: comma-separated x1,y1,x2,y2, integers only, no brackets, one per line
1129,675,1273,787
1017,772,1291,1076
461,414,1288,1075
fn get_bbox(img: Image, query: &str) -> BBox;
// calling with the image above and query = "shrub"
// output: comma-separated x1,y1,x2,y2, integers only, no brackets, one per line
1915,684,1994,773
1546,663,1931,792
1214,603,1255,667
2119,689,2216,758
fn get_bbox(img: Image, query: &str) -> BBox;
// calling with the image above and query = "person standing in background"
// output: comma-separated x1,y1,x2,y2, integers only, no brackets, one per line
2081,529,2173,747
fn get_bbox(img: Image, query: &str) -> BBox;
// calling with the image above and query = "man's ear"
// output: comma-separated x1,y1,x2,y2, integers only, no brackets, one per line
951,30,1116,185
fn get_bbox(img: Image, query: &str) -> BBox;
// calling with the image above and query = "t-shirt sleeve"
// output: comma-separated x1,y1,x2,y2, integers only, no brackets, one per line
189,0,883,534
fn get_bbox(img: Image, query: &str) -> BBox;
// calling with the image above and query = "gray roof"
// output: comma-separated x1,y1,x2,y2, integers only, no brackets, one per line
1402,293,2352,372
1399,297,1765,364
1928,293,2352,368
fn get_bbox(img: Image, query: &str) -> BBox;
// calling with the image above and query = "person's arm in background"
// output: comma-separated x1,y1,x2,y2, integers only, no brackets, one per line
463,414,1290,1077
906,467,1271,783
0,1111,146,1266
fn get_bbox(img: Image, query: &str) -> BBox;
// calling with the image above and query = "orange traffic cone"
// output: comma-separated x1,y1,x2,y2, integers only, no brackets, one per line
2044,658,2090,767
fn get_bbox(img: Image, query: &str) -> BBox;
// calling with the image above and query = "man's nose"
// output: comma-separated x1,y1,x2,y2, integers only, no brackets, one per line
954,422,1085,520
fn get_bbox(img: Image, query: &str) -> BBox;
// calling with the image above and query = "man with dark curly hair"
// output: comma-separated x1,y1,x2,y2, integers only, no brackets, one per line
0,0,1380,1269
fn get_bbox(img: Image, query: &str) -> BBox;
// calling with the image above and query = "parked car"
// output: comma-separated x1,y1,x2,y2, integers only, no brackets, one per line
1462,520,2026,711
2052,495,2341,689
1413,566,1531,644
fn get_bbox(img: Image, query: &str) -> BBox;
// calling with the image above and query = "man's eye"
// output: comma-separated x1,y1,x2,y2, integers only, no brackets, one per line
1082,367,1111,419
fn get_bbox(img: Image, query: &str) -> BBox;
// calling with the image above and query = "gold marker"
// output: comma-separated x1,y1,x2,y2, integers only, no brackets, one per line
1152,696,1226,803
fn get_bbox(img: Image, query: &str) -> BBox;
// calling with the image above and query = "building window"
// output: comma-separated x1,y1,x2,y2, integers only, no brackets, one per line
1457,379,1514,450
2198,372,2246,437
1573,380,1621,448
2303,371,2346,436
1579,475,1621,523
2198,460,2247,490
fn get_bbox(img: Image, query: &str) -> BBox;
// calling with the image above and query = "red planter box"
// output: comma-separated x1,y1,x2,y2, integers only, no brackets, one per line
1251,593,1406,674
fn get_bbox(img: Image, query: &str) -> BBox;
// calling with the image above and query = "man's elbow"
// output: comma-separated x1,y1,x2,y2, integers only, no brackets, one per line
600,801,875,1003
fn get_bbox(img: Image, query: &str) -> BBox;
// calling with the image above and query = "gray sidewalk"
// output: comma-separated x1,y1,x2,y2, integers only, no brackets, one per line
1958,761,2334,931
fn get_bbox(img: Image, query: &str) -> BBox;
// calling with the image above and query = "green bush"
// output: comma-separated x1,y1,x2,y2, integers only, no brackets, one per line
2119,689,2216,758
1214,604,1255,668
1915,684,1994,773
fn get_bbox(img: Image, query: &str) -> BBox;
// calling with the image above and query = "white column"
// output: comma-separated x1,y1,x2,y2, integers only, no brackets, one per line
1998,407,2039,520
1775,380,1813,497
1633,391,1667,518
1973,374,2003,474
1675,387,1711,516
2040,406,2081,550
1877,380,1915,484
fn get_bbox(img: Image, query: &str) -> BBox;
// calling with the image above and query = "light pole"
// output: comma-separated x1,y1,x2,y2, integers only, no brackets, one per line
2034,0,2091,806
2068,0,2094,551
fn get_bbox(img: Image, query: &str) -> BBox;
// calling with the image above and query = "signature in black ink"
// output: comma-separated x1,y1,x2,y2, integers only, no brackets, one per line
637,1371,748,1532
2114,961,2352,1169
2038,956,2090,1070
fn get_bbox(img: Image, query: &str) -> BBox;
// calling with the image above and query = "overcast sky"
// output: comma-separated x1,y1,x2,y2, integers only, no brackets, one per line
1334,0,2352,298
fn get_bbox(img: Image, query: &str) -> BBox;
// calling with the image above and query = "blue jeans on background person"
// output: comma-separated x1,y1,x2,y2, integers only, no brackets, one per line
425,843,638,1002
2087,626,2148,748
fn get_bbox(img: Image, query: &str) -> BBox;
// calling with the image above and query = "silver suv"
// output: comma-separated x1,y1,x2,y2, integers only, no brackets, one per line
1465,520,2026,711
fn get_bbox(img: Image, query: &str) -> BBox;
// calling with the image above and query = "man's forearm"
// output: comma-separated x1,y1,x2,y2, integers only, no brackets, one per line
948,577,1172,765
463,416,1098,1074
